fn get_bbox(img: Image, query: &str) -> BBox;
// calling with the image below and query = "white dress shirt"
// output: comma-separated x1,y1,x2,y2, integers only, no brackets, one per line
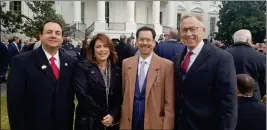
43,48,60,69
138,53,153,77
185,40,204,72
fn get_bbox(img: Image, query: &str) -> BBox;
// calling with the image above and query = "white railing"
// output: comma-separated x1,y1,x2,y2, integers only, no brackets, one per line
77,23,87,32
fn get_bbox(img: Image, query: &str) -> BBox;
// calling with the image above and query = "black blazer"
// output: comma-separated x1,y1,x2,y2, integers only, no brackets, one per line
115,42,136,68
236,97,266,130
174,41,238,130
226,42,266,98
7,42,19,65
74,60,122,130
0,42,8,66
7,46,78,130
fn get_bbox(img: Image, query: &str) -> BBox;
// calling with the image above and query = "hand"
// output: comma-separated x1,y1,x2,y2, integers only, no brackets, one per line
101,114,114,127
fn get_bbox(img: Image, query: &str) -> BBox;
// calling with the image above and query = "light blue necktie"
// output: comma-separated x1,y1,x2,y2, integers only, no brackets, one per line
139,61,147,92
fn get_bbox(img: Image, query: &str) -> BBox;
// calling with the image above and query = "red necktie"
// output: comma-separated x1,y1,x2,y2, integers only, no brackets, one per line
181,51,193,73
49,57,60,80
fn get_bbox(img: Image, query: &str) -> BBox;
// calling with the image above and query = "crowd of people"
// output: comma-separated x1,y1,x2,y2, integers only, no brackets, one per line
0,13,266,130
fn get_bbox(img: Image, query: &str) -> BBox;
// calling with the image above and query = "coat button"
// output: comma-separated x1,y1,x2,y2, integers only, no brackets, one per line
179,110,183,114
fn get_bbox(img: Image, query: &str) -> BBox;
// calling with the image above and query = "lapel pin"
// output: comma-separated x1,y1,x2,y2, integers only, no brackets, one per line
90,70,95,74
41,65,47,70
65,63,68,66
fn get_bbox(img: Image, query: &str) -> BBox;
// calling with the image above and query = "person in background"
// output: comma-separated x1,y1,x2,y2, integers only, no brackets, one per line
115,34,136,68
7,36,20,66
0,39,9,83
74,33,122,130
235,74,266,130
155,29,185,61
226,29,266,100
174,13,237,130
75,40,83,55
7,20,78,130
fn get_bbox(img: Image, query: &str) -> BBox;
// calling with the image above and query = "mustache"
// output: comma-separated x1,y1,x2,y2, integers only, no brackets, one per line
139,44,150,47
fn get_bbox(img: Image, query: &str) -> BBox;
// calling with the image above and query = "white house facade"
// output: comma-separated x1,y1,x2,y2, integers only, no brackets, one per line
2,1,220,40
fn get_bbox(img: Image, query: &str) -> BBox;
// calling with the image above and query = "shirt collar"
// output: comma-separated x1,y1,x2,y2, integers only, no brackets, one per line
187,40,204,55
138,52,153,65
42,48,59,62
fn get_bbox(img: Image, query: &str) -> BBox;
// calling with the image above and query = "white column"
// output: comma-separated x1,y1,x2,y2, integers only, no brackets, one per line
126,1,135,22
166,1,176,28
73,1,81,23
125,1,136,32
95,1,106,32
152,1,160,24
97,1,105,21
152,1,162,38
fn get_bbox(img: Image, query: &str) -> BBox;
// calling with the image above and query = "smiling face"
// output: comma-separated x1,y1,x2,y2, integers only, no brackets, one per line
136,30,155,57
40,22,63,49
94,39,110,62
180,16,205,50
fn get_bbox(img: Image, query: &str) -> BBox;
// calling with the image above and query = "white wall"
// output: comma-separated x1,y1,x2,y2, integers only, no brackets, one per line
84,0,97,27
109,1,126,23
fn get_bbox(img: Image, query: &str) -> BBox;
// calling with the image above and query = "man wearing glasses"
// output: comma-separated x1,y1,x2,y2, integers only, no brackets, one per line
173,13,237,130
120,26,175,130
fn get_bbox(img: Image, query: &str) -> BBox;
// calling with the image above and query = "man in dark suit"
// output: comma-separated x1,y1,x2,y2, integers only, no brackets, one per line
235,74,266,130
0,39,9,83
115,34,136,68
7,20,77,130
155,29,185,61
226,29,266,100
174,14,237,130
7,36,20,66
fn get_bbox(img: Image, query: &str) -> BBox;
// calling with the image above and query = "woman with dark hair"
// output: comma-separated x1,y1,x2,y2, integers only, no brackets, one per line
74,33,122,130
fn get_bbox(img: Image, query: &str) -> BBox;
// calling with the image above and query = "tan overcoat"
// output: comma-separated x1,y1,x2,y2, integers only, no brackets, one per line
120,54,175,130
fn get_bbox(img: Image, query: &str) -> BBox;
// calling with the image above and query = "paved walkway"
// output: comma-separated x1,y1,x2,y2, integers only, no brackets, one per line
1,83,7,95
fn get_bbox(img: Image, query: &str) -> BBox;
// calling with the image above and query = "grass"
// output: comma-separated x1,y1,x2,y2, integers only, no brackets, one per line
1,95,78,129
1,95,9,129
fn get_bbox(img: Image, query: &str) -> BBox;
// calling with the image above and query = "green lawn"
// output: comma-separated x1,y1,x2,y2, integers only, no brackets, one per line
1,95,9,129
1,95,78,129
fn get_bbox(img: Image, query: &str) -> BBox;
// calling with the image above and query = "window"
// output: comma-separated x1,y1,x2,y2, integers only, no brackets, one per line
210,17,216,36
105,2,109,26
81,2,85,24
9,1,21,15
177,13,182,28
159,12,162,24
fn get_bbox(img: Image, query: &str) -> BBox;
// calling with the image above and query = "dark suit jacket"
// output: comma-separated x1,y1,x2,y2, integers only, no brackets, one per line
0,42,8,66
115,42,137,68
226,42,266,98
155,40,185,61
7,46,78,130
7,42,19,65
174,41,238,130
236,97,266,130
74,60,122,130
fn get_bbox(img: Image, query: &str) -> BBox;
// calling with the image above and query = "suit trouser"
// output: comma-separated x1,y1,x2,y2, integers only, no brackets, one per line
0,64,7,81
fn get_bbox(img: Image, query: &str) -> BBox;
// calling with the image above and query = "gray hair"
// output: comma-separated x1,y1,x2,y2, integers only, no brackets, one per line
233,29,252,43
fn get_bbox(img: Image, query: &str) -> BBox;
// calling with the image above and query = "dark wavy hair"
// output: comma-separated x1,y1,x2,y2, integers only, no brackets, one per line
86,33,118,65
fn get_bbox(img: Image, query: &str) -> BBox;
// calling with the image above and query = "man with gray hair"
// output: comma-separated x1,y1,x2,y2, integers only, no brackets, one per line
226,29,266,101
155,28,185,61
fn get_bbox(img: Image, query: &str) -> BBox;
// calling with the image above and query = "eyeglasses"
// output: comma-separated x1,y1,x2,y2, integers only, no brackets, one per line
137,37,154,43
181,26,203,33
